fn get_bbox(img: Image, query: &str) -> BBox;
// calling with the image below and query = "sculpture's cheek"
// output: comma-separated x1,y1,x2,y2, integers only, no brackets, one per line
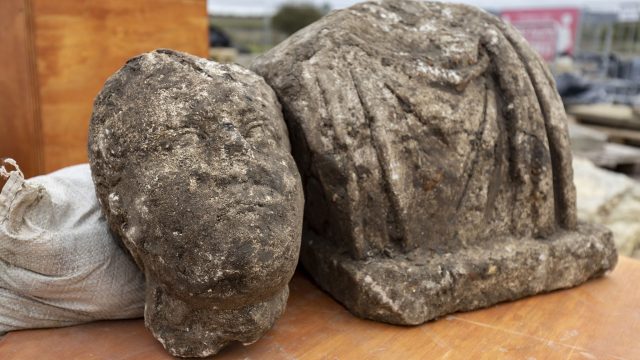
124,157,299,304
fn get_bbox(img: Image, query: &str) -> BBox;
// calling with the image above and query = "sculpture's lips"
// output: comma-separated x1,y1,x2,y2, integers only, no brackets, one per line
215,173,293,207
140,180,298,300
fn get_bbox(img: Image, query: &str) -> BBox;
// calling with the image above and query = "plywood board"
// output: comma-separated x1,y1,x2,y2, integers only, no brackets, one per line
31,0,209,172
0,0,42,177
1,257,638,359
570,104,640,131
0,0,208,176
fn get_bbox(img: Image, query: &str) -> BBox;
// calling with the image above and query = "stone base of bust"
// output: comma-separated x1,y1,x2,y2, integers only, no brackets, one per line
301,222,617,325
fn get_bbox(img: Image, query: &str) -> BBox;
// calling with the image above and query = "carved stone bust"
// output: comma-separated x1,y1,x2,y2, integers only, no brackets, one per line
252,0,617,324
89,49,304,357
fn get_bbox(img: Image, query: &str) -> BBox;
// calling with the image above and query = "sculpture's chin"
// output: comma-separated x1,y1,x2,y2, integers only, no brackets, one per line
144,276,289,358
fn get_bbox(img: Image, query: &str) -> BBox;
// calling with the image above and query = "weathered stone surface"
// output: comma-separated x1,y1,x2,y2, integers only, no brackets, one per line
574,157,640,259
88,49,304,357
252,0,617,324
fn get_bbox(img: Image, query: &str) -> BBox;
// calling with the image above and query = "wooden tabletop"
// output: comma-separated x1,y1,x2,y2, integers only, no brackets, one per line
1,257,638,359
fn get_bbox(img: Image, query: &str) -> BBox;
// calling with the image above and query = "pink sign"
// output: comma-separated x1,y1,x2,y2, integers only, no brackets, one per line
501,8,581,61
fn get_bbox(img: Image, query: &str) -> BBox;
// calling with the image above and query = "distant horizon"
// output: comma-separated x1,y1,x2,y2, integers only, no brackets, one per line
208,0,630,16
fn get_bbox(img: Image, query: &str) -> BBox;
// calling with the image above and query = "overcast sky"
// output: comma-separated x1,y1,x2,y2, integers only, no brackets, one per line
208,0,632,16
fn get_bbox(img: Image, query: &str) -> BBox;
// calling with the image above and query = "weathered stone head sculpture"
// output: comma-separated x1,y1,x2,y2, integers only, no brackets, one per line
89,50,304,357
252,0,617,324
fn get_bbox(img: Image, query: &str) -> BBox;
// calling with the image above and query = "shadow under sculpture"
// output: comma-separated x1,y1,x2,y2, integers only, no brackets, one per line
252,0,617,325
88,50,304,357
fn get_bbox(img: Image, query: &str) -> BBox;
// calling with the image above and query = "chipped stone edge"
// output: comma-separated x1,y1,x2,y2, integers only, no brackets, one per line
300,222,618,325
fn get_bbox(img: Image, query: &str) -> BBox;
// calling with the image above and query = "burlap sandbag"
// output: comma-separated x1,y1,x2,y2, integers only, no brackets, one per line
0,159,145,333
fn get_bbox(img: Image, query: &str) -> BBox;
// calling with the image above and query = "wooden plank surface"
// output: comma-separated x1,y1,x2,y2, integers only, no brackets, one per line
576,142,640,169
0,0,43,178
31,0,209,173
569,104,640,131
575,122,640,147
1,257,638,359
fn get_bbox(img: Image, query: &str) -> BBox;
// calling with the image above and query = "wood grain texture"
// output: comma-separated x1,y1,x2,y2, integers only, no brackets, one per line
32,0,208,173
0,0,208,176
569,104,640,131
1,256,638,359
0,0,43,177
576,122,640,147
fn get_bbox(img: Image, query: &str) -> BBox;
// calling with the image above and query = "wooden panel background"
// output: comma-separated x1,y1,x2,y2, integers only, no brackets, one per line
0,0,42,177
0,0,208,177
33,0,208,173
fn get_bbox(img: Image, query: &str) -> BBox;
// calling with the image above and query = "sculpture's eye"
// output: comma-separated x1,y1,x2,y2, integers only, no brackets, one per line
245,121,265,139
244,120,279,149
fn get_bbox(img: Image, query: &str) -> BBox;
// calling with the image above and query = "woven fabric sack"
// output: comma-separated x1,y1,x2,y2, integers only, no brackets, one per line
0,159,144,334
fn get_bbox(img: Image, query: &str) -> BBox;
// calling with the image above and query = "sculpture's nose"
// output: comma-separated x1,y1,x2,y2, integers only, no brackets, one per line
219,121,252,159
